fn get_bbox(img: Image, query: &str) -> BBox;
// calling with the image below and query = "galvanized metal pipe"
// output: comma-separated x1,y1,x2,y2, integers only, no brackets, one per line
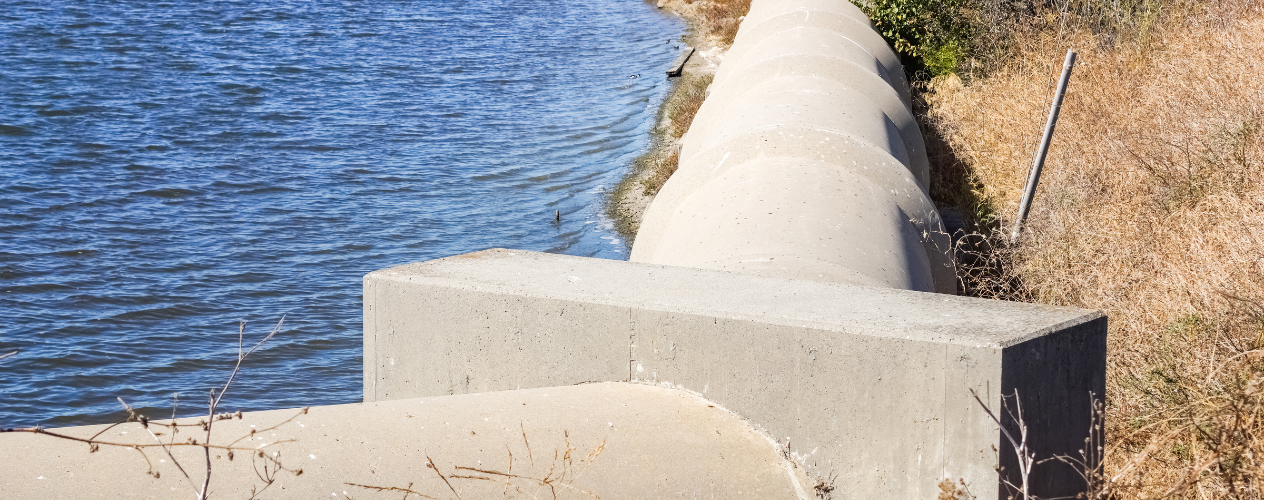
1011,49,1077,243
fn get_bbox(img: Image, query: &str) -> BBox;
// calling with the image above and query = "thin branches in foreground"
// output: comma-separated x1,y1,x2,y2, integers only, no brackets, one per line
2,317,305,500
349,427,607,500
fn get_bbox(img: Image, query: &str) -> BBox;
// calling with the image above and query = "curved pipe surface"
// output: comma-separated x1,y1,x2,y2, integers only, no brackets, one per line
733,0,910,107
631,0,954,293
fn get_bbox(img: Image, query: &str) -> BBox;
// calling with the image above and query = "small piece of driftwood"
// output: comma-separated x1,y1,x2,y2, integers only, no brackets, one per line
666,46,694,77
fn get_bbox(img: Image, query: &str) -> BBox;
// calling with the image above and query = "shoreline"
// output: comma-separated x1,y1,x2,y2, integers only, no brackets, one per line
608,0,745,244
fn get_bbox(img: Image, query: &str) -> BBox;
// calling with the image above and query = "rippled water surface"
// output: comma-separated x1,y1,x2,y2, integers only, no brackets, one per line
0,0,683,426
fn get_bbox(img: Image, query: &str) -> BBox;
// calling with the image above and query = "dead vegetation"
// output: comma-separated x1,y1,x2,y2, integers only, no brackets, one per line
1,318,304,499
636,72,712,197
348,429,607,500
923,0,1264,496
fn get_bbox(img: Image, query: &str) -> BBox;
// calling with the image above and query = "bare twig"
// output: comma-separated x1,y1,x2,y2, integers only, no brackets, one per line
196,317,283,499
970,388,1034,500
1,317,295,500
118,396,199,497
426,454,462,500
345,482,439,500
521,421,534,467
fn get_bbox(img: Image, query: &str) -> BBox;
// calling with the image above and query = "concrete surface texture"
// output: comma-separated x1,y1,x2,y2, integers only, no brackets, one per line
364,249,1108,499
630,0,953,293
735,0,909,105
0,383,813,500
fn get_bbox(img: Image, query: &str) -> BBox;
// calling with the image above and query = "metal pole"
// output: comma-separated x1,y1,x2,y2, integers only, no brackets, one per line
1011,49,1076,244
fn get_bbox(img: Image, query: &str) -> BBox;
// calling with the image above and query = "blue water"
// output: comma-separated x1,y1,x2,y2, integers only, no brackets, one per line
0,0,683,427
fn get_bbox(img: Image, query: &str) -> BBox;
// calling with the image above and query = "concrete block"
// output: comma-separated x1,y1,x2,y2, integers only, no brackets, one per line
364,249,1107,499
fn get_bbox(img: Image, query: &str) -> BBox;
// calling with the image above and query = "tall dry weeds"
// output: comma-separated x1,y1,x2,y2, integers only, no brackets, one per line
925,2,1264,497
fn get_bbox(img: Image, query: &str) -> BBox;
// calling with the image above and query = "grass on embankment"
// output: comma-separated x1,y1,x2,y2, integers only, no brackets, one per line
890,0,1264,496
607,0,748,241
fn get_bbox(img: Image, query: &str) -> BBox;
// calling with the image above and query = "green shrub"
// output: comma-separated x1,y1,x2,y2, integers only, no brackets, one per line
851,0,977,77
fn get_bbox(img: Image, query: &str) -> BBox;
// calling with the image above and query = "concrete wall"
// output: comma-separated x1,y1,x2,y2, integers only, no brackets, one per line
364,249,1107,499
630,0,955,294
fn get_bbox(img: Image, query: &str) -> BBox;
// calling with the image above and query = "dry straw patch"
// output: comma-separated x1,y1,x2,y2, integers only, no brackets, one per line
927,3,1264,497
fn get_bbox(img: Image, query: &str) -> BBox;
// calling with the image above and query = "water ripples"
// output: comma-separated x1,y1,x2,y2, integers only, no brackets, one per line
0,0,683,426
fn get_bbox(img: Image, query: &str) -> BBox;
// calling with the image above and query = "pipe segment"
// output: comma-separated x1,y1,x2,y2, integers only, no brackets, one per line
741,0,874,29
688,23,927,185
631,0,955,293
721,23,911,112
1,383,813,500
693,80,914,169
645,158,938,288
731,1,911,108
633,128,954,292
715,26,896,90
684,68,929,188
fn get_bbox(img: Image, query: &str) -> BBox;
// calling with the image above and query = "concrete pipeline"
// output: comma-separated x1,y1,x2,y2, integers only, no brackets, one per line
630,0,955,293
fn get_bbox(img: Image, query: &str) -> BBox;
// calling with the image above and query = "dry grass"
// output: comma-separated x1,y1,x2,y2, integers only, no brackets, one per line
925,1,1264,497
636,72,712,197
665,73,713,139
662,0,752,48
639,147,681,196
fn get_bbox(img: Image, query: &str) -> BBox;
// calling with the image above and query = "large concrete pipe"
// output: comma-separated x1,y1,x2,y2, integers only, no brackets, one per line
631,0,955,293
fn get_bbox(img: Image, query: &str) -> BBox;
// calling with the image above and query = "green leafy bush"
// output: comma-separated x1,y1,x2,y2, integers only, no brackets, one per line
851,0,976,77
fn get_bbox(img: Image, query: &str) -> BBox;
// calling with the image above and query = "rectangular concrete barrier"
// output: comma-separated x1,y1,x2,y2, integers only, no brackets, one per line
364,248,1106,499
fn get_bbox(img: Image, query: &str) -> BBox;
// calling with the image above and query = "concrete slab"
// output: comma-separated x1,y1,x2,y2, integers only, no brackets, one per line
364,249,1107,499
0,383,812,499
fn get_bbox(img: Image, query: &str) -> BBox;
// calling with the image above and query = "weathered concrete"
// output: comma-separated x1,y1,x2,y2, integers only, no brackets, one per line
632,127,954,291
0,383,812,499
630,0,953,293
364,249,1107,499
734,0,909,106
685,60,925,182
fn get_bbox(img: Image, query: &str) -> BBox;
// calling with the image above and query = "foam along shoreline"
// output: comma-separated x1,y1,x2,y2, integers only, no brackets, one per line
629,0,953,293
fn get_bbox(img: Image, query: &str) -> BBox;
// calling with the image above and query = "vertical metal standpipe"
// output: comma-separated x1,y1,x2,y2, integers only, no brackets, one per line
1011,49,1077,244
